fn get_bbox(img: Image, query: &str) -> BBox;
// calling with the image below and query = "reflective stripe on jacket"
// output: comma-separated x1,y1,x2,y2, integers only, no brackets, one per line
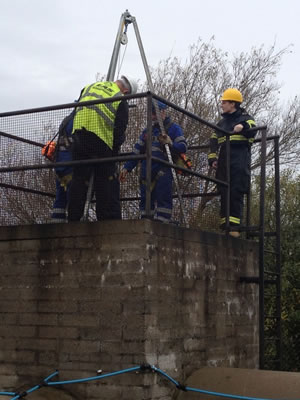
72,81,122,150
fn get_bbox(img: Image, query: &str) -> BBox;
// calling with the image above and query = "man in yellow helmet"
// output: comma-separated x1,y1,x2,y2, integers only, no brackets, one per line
208,88,256,237
68,76,138,221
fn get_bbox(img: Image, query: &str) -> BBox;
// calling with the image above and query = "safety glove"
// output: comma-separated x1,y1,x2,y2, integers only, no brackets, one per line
42,141,56,161
158,133,172,146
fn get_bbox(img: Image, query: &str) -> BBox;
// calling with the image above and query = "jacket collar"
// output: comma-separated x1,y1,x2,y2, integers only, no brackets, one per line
153,116,171,129
221,108,242,118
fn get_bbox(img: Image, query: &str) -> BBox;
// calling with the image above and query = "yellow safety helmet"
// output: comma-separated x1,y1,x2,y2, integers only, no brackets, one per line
221,88,243,103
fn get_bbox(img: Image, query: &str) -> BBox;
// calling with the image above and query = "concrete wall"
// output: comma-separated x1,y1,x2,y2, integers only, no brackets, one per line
0,220,259,400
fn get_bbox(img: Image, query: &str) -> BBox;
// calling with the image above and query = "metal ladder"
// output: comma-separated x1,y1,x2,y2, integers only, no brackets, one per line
259,135,282,370
241,134,282,370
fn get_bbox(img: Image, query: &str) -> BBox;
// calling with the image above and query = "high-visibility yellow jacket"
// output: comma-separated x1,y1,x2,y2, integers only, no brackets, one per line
72,81,122,150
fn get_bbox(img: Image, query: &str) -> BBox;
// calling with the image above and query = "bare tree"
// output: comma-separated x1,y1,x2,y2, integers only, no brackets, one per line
147,38,299,167
0,113,70,225
1,39,298,226
136,38,299,226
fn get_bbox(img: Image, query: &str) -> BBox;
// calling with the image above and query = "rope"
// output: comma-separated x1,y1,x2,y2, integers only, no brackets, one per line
0,364,297,400
116,22,128,78
117,42,128,77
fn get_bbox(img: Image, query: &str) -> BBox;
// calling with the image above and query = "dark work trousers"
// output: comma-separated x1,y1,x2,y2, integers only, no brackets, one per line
216,145,251,227
68,129,121,221
139,168,173,222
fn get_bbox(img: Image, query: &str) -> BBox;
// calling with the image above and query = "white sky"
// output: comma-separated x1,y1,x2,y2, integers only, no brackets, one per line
0,0,299,112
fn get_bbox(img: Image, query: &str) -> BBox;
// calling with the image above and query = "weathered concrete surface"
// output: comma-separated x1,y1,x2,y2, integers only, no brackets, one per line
20,387,76,400
176,367,300,400
0,220,259,400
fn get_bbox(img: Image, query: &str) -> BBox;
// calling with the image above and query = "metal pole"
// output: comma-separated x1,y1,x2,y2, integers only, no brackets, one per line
274,136,282,369
131,17,188,225
106,11,130,81
0,130,44,148
259,127,267,369
145,94,153,218
225,133,230,232
246,151,252,239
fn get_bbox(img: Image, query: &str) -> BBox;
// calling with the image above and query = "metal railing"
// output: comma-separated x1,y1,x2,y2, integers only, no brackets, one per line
0,92,282,370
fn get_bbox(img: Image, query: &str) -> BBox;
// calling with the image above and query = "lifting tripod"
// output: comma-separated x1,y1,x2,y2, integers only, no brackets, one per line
84,10,187,225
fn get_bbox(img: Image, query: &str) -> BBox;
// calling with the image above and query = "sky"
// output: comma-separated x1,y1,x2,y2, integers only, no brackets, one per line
0,0,299,112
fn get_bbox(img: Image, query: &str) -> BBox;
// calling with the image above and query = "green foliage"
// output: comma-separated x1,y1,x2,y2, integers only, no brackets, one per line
251,170,300,371
280,173,300,370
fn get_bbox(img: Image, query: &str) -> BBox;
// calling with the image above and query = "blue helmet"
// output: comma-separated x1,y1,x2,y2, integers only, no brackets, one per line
152,100,168,113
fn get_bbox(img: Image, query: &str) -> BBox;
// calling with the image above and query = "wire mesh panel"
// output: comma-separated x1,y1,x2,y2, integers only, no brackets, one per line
2,95,293,372
119,96,146,220
0,95,222,228
168,114,220,230
118,97,220,229
0,107,75,225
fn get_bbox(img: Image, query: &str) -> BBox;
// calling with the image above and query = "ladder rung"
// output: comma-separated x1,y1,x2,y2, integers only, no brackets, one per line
238,225,259,232
264,232,277,237
264,249,280,255
264,270,280,276
247,232,259,237
263,358,281,362
264,295,280,299
247,231,277,237
265,279,277,284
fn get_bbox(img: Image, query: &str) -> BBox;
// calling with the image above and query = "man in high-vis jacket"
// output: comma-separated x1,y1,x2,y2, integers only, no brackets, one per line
68,76,138,221
208,88,256,237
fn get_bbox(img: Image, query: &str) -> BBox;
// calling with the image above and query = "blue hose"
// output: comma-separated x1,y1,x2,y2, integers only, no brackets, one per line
185,386,283,400
0,364,298,400
47,366,140,386
9,370,59,400
149,365,292,400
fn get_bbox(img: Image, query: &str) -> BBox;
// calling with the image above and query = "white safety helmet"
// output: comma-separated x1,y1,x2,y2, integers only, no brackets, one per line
121,75,138,95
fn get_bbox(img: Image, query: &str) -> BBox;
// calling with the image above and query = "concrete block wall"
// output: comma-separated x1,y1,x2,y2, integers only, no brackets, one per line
0,220,259,400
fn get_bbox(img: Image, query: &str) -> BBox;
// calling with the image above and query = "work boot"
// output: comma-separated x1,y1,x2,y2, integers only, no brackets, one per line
229,231,240,238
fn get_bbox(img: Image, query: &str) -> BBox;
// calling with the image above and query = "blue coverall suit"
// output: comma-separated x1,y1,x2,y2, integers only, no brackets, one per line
124,117,186,222
51,112,74,222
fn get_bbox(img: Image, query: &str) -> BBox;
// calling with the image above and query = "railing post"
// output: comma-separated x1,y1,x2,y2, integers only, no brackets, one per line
259,127,267,369
274,136,282,369
145,94,153,218
225,132,230,232
246,151,252,239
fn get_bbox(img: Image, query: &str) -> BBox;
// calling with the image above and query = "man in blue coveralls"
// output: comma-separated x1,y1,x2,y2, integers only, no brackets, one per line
120,101,187,223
